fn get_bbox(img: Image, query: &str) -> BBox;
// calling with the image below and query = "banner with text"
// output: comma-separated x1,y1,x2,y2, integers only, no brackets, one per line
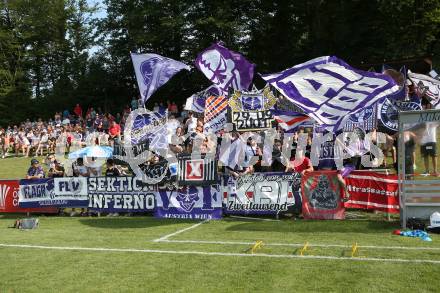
53,177,89,207
223,173,302,215
344,171,399,213
88,177,156,213
228,87,276,131
155,185,222,219
19,178,59,208
1,180,57,213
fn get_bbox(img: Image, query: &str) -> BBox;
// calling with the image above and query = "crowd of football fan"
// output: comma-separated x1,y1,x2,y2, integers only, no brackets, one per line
2,94,439,188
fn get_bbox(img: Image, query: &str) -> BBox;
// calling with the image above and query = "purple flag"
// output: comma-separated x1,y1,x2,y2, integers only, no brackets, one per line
195,43,255,95
131,53,190,104
261,56,399,132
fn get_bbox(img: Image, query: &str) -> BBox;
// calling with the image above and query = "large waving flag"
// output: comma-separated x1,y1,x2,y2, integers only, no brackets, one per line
409,71,440,108
195,43,255,95
261,56,399,132
272,109,313,132
131,53,190,104
125,108,168,150
203,96,228,134
219,137,246,169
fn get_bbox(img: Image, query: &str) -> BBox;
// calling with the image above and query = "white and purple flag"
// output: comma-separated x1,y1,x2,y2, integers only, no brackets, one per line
131,53,190,104
409,71,440,108
184,85,221,113
261,56,399,132
195,43,255,95
184,93,206,113
272,109,313,132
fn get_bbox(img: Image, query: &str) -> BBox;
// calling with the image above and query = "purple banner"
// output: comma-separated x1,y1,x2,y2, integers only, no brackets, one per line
155,185,222,219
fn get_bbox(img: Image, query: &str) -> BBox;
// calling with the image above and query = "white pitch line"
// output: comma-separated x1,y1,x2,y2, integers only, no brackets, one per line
1,243,440,265
228,215,280,222
157,239,440,251
153,219,209,242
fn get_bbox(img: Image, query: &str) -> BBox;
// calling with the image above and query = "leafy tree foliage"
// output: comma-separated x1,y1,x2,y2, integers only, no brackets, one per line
0,0,440,125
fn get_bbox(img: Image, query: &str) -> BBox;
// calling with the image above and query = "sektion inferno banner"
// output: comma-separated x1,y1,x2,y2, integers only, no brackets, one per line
301,171,345,220
344,171,399,213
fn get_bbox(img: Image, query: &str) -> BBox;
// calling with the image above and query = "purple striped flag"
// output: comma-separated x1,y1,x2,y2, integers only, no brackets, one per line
261,56,399,132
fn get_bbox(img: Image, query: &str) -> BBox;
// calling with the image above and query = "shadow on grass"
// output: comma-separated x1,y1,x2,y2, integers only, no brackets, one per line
225,220,400,234
79,216,198,229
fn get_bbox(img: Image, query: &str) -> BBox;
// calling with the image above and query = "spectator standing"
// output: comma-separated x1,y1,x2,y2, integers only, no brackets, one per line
74,104,83,118
109,121,121,145
90,107,97,119
421,122,439,176
170,102,178,115
185,112,197,134
102,116,110,133
420,101,439,176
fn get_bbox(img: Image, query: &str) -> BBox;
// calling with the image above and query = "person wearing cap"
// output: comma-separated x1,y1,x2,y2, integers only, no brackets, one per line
26,159,45,179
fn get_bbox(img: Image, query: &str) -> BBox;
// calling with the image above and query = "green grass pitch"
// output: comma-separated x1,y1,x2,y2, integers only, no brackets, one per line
1,158,440,292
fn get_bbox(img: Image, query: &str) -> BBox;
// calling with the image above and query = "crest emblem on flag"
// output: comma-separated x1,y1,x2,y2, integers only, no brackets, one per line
176,186,200,212
229,86,276,112
379,99,421,131
344,105,377,132
261,56,399,132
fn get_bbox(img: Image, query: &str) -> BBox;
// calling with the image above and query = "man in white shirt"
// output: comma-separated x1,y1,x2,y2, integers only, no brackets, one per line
420,121,439,176
185,112,197,134
420,101,439,176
